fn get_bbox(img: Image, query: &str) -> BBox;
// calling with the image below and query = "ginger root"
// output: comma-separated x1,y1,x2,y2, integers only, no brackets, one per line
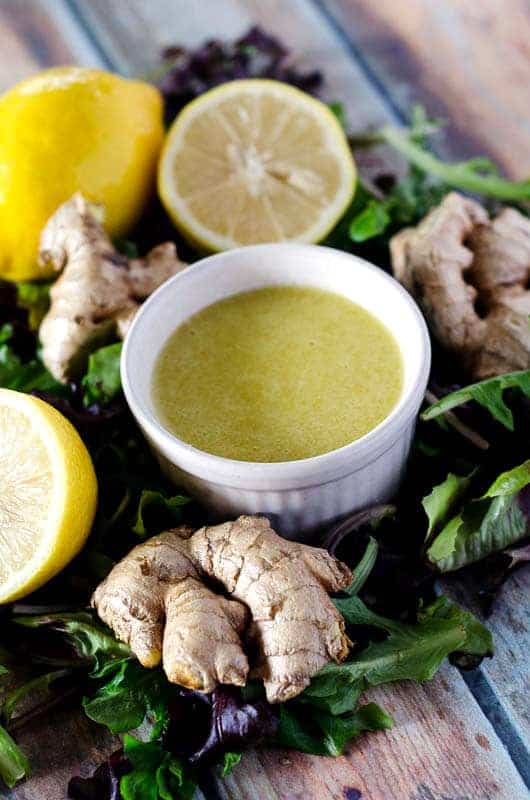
92,530,249,692
187,516,352,703
93,516,352,703
390,191,530,379
39,193,186,382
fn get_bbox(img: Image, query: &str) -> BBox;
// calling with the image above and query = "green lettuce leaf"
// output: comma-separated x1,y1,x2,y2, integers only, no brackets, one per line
427,462,530,572
343,536,379,597
0,323,61,393
0,724,30,789
83,661,171,735
277,701,392,756
377,111,530,202
485,460,530,497
132,490,190,537
120,735,196,800
15,611,131,678
2,670,67,726
16,282,51,330
341,165,445,247
82,342,123,406
330,595,492,687
279,594,491,757
422,471,475,541
328,101,346,128
349,200,391,243
220,751,242,777
422,370,530,431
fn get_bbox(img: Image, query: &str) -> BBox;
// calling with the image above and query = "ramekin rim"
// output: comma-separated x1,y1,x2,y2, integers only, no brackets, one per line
121,243,431,488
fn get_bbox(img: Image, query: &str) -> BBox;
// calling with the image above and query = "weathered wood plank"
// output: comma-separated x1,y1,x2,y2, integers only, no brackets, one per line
66,3,530,798
67,0,397,130
65,0,407,215
5,709,118,800
443,569,530,782
480,571,530,742
2,2,529,799
214,667,529,800
0,0,101,92
3,706,207,800
319,0,530,177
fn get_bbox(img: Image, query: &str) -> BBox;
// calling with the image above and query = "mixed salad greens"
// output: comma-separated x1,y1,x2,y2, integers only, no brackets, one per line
1,25,529,799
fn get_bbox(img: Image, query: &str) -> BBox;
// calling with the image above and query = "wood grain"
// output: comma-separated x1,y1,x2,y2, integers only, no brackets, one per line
320,0,530,176
66,0,407,214
444,570,530,769
0,0,101,92
4,708,118,800
68,0,396,128
214,668,529,800
1,2,529,799
481,571,530,743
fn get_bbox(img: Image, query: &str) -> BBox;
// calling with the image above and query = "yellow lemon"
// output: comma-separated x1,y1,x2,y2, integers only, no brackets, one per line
0,389,97,603
158,79,356,251
0,67,164,281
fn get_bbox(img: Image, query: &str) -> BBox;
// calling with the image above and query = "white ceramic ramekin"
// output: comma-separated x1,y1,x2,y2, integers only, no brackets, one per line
121,243,430,539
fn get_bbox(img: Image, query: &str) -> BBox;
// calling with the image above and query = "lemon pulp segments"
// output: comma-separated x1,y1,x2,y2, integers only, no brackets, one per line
0,390,97,603
158,79,356,250
0,403,53,585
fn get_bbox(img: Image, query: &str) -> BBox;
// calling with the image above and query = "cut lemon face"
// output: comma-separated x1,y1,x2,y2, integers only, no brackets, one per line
0,389,97,603
158,79,356,250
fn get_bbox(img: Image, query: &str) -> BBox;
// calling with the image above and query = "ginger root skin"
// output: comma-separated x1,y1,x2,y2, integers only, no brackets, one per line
187,515,352,704
39,193,186,382
92,530,249,693
92,516,353,704
390,192,530,380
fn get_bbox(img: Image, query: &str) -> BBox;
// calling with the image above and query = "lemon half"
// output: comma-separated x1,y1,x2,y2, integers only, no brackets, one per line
0,389,97,603
158,79,356,251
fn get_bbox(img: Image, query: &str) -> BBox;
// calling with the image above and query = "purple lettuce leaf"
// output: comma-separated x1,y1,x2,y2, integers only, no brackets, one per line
158,26,322,124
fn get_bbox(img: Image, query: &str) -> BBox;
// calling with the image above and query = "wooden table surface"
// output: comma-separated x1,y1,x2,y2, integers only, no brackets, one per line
2,2,529,799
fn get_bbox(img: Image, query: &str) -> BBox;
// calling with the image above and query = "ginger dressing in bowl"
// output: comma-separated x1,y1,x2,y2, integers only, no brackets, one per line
151,285,403,463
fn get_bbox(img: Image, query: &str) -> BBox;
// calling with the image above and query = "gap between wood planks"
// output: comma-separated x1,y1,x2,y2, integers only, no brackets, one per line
271,0,530,787
461,669,530,789
308,0,407,125
62,0,121,71
21,0,530,795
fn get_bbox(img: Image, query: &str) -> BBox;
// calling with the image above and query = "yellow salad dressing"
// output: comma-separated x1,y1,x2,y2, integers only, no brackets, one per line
152,286,403,462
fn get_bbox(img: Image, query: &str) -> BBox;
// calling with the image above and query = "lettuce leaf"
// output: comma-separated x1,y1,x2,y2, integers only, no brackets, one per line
131,490,190,537
68,748,131,800
277,702,392,756
0,724,30,789
422,471,475,541
16,282,51,330
0,322,61,393
426,462,530,572
343,536,379,596
277,595,492,756
422,370,530,431
120,734,196,800
349,200,391,243
380,122,530,202
15,611,131,678
82,342,123,406
2,670,68,727
83,661,172,736
220,751,241,777
331,595,492,686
